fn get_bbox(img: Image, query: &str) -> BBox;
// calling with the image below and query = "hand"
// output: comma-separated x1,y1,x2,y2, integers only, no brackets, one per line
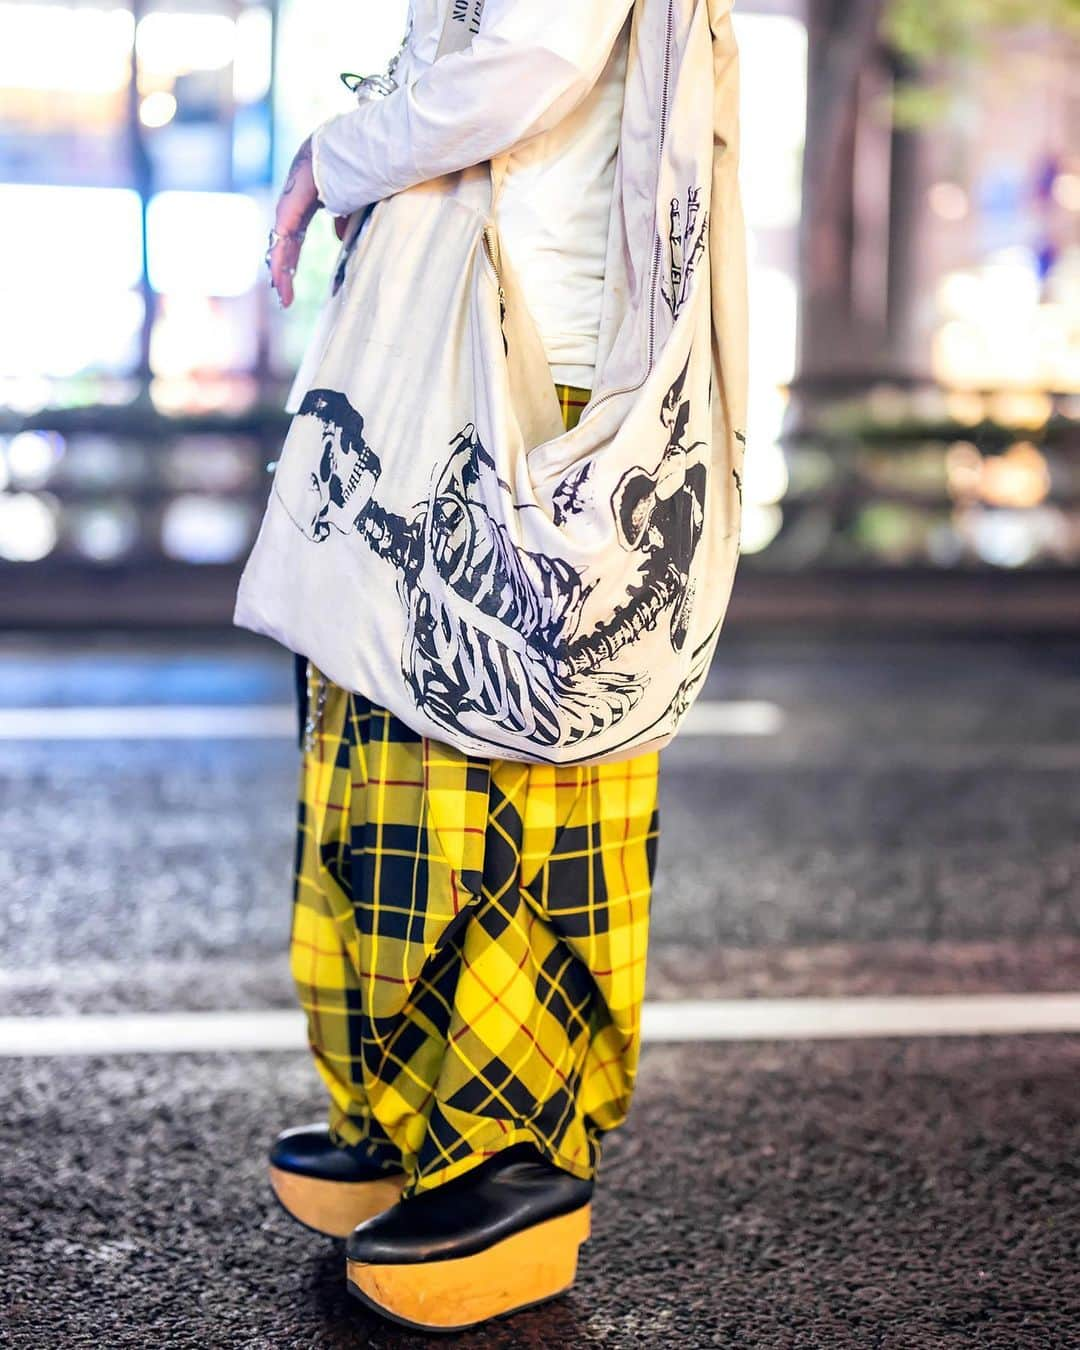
266,136,322,308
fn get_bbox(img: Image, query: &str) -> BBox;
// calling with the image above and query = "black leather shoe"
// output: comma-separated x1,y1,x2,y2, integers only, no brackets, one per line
268,1124,405,1238
345,1143,593,1331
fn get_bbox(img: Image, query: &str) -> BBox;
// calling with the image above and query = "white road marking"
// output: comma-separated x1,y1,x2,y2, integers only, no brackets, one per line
0,706,297,739
640,994,1080,1041
2,703,1076,766
0,994,1077,1057
0,1010,306,1057
682,699,785,736
0,700,784,741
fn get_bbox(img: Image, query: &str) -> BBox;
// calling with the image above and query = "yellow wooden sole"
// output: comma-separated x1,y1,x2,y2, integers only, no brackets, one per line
346,1202,591,1332
268,1165,405,1239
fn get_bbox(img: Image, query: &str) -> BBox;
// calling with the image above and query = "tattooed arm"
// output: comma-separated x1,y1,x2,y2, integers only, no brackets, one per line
266,136,324,309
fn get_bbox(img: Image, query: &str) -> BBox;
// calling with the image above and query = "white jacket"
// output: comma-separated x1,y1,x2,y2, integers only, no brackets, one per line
310,0,635,221
310,0,637,386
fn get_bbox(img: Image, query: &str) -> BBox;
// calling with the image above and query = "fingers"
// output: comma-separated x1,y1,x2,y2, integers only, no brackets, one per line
267,230,304,308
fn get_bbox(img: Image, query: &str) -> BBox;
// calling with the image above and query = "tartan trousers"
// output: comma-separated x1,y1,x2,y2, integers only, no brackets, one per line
289,385,661,1196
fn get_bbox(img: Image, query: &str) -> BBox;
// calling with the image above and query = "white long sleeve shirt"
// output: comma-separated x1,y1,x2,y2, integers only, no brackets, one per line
309,0,633,388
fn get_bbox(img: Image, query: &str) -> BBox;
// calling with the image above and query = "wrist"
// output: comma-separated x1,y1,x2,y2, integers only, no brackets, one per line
308,121,331,211
310,115,361,218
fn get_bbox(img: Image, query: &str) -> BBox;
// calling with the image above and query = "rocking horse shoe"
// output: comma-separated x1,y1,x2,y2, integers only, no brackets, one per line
345,1143,593,1331
268,1124,405,1238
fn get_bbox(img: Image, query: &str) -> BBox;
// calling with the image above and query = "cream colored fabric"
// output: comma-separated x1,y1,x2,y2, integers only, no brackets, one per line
236,0,749,767
309,1,632,388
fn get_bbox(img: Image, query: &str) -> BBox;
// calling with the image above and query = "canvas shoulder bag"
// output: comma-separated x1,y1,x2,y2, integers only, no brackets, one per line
234,0,749,767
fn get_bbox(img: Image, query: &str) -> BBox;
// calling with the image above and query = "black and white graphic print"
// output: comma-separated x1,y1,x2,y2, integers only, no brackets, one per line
278,361,707,749
660,188,708,321
288,388,382,540
582,355,707,661
551,462,593,526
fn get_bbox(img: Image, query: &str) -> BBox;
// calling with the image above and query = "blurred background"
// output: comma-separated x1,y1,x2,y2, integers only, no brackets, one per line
0,0,1077,624
1,3,1078,1347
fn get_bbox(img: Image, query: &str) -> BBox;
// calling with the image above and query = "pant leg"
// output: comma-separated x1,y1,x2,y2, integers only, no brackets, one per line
289,663,402,1169
292,671,490,1178
404,748,660,1194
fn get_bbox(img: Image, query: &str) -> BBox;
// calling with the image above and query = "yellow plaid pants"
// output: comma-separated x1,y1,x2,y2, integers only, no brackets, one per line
290,385,661,1195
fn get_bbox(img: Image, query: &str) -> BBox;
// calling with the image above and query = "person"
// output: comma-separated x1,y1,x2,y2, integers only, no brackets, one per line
259,0,738,1331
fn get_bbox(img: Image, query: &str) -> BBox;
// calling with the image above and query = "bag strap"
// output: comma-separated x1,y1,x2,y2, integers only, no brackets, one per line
436,0,487,60
433,0,509,207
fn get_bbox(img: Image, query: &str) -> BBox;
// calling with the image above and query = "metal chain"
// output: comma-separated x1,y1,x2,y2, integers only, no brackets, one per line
385,4,414,84
339,4,414,101
302,661,329,754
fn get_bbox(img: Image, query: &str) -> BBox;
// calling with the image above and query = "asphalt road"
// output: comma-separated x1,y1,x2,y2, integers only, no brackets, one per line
0,632,1077,1346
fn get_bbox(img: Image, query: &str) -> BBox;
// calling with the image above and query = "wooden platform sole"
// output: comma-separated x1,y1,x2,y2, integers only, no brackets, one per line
268,1165,405,1239
346,1202,591,1332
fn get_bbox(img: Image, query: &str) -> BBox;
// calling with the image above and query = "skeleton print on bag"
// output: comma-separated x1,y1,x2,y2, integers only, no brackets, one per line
551,462,593,526
280,360,707,748
660,188,708,321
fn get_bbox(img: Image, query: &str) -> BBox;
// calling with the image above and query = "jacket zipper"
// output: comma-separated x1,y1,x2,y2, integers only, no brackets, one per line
482,224,508,353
